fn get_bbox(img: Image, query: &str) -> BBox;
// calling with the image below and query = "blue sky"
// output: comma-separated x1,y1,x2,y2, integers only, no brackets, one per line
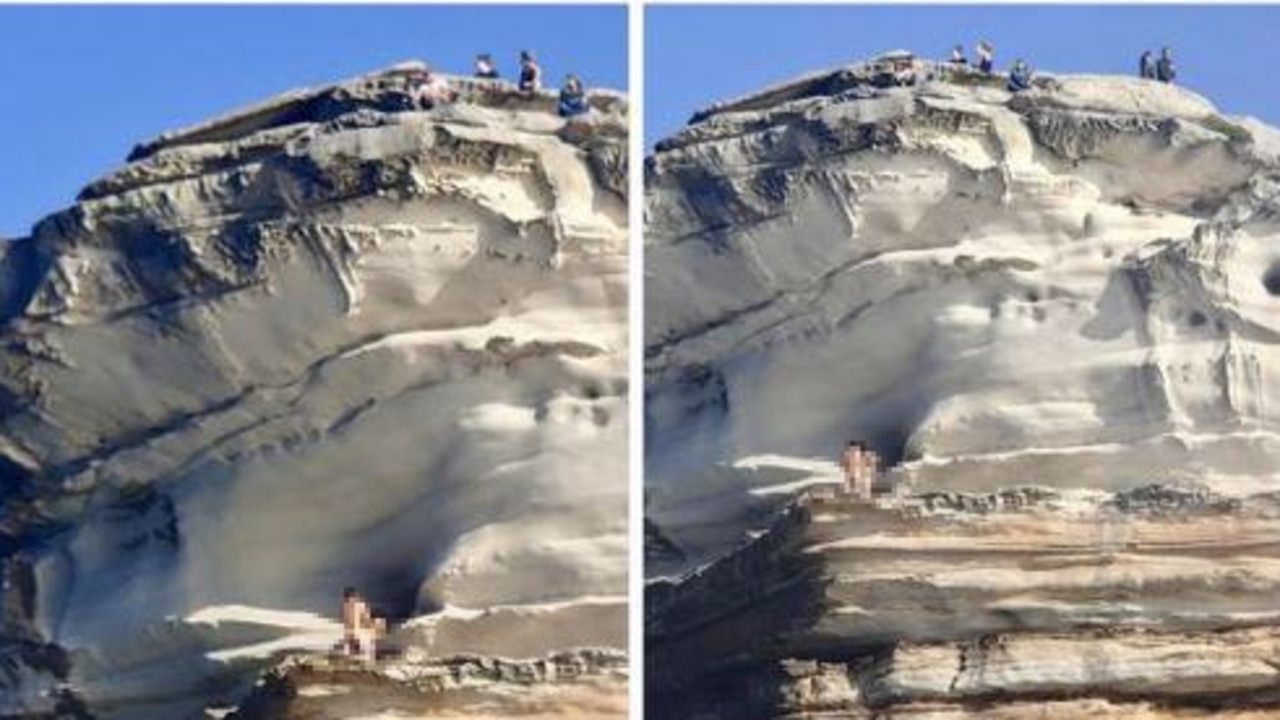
0,5,627,238
647,5,1280,148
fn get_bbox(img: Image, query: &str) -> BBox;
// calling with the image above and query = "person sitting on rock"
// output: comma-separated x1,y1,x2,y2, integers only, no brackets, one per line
1139,50,1157,80
976,41,995,74
341,587,386,662
558,74,589,118
893,61,918,87
475,53,499,80
1007,59,1033,92
950,44,968,65
518,50,542,95
1156,47,1177,84
415,67,457,109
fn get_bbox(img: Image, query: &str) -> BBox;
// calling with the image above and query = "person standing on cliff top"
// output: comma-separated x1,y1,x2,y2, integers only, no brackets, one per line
341,587,386,662
1139,50,1157,80
518,50,542,94
950,44,968,65
976,41,995,74
475,53,499,80
1156,47,1177,83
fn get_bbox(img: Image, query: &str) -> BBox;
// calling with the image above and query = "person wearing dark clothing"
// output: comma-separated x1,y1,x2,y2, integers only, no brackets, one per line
475,54,499,79
950,44,967,65
1139,50,1157,80
1156,47,1176,83
977,41,995,74
1007,59,1033,92
558,74,588,117
518,50,541,94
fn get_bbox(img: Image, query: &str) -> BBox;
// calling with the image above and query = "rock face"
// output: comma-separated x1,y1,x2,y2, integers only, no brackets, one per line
645,58,1280,717
0,63,628,719
227,649,628,720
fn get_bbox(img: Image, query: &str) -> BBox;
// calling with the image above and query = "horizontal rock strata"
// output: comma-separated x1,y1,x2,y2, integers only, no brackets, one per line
645,56,1280,719
1,63,628,719
227,649,628,720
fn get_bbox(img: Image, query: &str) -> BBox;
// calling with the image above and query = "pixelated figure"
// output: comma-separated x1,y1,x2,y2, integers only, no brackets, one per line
341,586,386,662
841,441,881,500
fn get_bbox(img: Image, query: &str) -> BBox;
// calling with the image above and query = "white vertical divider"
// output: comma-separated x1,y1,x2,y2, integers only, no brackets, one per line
627,0,645,717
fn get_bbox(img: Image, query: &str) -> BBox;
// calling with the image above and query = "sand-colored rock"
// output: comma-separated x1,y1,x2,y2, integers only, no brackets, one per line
226,649,627,720
645,55,1280,719
0,63,627,719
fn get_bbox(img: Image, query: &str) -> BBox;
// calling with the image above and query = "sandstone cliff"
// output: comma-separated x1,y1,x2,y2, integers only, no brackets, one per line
225,648,627,720
0,63,628,719
645,57,1280,718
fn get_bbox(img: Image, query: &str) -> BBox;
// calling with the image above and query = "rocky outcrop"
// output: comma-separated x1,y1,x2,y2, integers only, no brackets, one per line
647,488,1280,718
645,56,1280,717
226,649,627,720
0,63,627,719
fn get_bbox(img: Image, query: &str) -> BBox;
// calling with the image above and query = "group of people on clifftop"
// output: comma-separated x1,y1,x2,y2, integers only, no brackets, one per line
474,50,590,117
948,40,997,74
946,41,1035,92
946,40,1179,92
1139,47,1177,83
406,50,591,119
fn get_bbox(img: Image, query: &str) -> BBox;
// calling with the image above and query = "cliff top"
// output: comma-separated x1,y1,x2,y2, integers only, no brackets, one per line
659,52,1279,156
0,60,630,246
686,53,1215,121
129,60,628,162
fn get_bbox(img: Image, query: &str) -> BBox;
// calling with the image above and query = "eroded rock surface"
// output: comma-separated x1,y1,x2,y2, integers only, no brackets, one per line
645,57,1280,718
0,63,627,719
227,649,628,720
